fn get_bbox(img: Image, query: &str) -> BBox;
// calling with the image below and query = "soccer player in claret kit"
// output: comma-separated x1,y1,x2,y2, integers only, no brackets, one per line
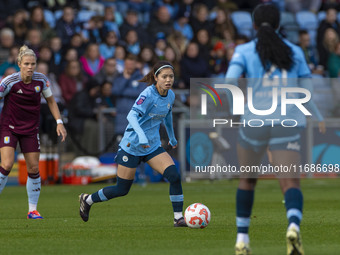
79,61,187,227
0,45,67,219
225,4,326,255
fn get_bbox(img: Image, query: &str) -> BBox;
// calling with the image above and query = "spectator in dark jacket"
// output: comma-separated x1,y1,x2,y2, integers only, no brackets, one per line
112,54,146,136
120,9,147,45
28,5,55,41
67,82,101,155
89,57,119,87
148,6,174,42
0,0,26,27
180,41,210,88
190,3,214,36
55,5,80,46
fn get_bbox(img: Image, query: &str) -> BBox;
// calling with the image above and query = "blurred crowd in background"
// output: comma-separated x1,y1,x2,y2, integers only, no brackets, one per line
0,0,340,155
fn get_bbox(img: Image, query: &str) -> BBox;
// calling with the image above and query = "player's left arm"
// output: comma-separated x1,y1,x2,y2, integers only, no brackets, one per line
163,108,177,148
45,95,67,142
296,47,326,134
164,110,177,148
41,74,67,141
299,78,326,134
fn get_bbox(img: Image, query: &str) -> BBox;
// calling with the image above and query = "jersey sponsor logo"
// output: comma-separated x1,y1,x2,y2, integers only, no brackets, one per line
46,80,50,87
34,86,41,93
122,155,129,162
9,125,14,129
287,142,300,151
17,89,23,94
136,95,146,105
4,136,10,144
148,112,166,119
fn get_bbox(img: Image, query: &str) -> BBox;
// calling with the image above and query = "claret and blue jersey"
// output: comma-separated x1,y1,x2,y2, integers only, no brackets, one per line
120,84,175,156
0,72,51,135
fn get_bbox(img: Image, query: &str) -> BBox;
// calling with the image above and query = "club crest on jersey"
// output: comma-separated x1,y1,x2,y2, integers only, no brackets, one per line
34,86,41,93
167,103,170,109
137,96,146,105
4,136,10,144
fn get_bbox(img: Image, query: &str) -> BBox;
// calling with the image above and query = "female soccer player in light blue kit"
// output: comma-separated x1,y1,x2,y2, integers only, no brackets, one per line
79,61,187,227
225,4,326,255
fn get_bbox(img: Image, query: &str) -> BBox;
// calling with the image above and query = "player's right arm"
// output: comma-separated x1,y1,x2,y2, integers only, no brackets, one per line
127,90,153,148
225,46,246,116
0,74,14,99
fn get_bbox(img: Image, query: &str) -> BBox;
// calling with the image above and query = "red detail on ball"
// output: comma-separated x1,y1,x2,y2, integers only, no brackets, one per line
199,208,209,224
189,216,203,225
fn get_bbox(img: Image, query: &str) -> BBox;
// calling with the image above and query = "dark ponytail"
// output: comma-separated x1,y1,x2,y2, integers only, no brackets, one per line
253,4,293,71
139,61,174,86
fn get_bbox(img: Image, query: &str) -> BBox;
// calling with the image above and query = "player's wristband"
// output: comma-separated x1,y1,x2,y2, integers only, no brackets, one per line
56,119,63,125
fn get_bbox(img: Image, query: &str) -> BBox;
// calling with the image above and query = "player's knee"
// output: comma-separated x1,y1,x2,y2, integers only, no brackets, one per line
117,188,130,197
27,165,39,174
116,177,133,197
1,161,14,172
163,165,180,184
239,178,257,190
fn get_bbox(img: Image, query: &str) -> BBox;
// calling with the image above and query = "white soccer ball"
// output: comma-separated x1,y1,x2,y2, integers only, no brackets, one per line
184,203,211,229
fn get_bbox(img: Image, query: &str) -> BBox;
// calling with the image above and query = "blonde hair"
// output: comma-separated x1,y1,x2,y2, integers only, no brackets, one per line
17,45,36,63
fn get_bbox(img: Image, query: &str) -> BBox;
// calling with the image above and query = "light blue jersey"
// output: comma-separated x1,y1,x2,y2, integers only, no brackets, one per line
119,84,176,156
226,39,323,126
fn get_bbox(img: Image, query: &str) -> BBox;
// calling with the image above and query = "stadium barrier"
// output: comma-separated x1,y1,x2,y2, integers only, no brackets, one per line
18,153,59,185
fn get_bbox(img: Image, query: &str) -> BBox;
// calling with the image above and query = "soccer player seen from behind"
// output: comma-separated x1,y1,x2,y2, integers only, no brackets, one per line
0,45,67,219
225,4,326,255
79,61,187,227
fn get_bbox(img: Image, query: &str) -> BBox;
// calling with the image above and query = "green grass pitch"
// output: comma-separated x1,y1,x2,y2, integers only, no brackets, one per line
1,178,339,255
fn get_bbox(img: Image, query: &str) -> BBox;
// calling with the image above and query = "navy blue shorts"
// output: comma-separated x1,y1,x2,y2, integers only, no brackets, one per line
115,146,166,168
238,126,303,153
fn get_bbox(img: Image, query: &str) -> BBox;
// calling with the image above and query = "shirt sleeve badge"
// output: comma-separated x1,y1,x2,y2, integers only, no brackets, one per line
136,95,146,105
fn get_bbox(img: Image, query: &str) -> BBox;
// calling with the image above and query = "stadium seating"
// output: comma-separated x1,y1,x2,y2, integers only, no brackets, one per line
54,9,63,21
44,9,56,28
280,11,300,44
231,11,253,38
318,11,326,24
77,10,97,24
296,11,318,46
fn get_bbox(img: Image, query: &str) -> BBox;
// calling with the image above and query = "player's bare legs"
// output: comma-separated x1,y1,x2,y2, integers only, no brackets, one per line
147,152,186,227
146,151,174,175
0,147,15,194
24,152,43,219
116,165,137,180
271,150,300,193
